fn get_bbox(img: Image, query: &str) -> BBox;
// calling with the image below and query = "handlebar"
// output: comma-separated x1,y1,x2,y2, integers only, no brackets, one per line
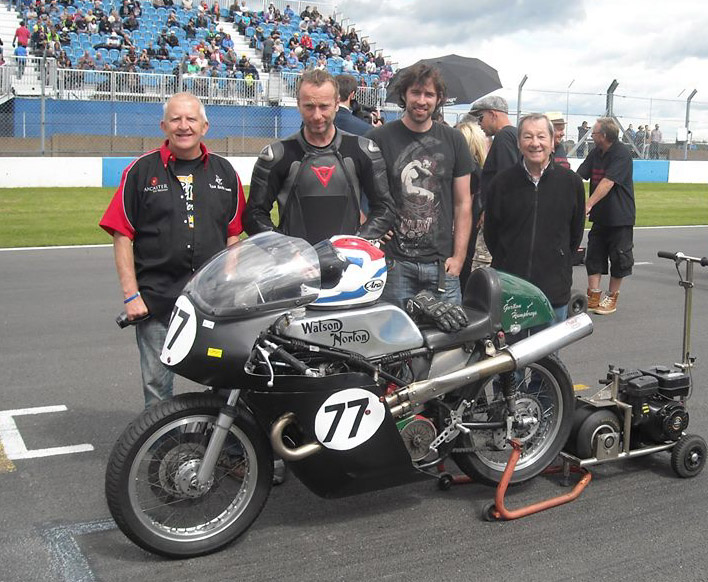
116,312,151,328
657,251,708,267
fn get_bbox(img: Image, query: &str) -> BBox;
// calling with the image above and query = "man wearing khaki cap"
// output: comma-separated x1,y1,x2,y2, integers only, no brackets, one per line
467,95,519,277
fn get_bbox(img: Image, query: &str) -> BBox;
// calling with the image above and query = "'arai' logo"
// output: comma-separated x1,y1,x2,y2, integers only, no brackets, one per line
364,279,384,292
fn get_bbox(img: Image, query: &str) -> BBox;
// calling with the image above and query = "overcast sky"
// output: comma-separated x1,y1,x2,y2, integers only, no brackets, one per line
344,0,708,141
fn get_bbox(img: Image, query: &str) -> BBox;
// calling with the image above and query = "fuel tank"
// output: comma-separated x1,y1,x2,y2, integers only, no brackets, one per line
281,303,425,357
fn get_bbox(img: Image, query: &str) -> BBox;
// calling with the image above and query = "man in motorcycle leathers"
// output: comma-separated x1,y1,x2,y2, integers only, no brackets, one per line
243,69,396,244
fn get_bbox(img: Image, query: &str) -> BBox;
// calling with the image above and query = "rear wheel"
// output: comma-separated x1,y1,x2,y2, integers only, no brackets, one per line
575,409,621,459
452,355,575,486
105,393,273,558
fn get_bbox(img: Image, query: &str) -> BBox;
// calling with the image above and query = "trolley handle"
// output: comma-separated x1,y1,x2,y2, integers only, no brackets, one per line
657,251,708,266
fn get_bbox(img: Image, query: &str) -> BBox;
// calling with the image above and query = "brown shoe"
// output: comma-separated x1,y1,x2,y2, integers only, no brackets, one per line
587,288,602,312
594,291,619,315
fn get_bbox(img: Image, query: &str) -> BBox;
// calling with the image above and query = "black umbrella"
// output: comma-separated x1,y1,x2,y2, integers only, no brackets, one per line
385,54,502,106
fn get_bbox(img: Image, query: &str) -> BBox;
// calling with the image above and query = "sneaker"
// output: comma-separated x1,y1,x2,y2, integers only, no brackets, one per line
273,459,287,485
587,288,602,312
594,291,619,315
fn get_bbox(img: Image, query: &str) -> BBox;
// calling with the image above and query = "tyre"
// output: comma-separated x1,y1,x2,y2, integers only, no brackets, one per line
105,393,273,558
452,355,575,486
568,289,588,316
671,434,707,478
575,409,622,459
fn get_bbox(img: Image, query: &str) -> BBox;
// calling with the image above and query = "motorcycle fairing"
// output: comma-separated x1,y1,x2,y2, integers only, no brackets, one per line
244,373,428,498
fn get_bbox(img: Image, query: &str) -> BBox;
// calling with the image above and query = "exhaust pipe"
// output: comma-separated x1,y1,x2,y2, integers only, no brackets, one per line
386,313,593,418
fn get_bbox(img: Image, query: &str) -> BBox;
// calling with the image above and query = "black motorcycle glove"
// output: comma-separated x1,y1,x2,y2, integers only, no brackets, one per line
405,290,469,332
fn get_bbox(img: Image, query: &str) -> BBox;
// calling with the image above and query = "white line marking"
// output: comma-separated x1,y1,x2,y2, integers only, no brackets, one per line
0,405,94,460
0,244,112,252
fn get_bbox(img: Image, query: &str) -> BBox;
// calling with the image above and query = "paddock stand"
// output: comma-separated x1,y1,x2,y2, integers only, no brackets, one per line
437,440,593,522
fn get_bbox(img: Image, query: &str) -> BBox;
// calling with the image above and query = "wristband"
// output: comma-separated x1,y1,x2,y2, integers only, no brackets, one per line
123,292,141,304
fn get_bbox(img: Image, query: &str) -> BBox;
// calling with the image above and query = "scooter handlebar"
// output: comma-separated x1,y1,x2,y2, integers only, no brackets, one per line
657,251,708,266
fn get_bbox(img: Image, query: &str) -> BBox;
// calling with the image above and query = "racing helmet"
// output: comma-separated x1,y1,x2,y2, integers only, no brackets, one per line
311,235,387,308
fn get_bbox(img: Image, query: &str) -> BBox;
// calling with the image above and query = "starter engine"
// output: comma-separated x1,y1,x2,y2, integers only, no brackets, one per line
616,366,690,444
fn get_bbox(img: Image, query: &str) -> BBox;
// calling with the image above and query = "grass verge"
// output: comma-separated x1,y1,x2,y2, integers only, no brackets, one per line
0,183,706,248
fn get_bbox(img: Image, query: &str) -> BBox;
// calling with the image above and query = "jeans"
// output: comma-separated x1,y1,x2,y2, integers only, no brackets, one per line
381,258,461,309
135,317,174,408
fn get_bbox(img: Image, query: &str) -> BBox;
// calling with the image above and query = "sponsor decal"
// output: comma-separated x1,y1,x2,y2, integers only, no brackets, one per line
311,165,335,187
331,329,370,347
207,347,223,358
364,279,384,292
503,298,538,322
259,144,274,162
300,319,343,334
143,182,169,193
150,176,158,186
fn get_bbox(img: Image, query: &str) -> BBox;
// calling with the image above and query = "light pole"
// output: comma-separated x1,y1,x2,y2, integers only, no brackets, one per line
566,79,574,128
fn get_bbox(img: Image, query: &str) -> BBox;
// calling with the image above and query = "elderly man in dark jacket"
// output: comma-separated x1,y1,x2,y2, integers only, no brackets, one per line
485,113,585,325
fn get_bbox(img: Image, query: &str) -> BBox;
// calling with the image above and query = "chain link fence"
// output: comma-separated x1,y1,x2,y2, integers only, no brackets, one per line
451,85,708,161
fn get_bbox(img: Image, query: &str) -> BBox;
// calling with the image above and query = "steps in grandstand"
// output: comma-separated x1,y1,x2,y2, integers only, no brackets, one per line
0,1,48,96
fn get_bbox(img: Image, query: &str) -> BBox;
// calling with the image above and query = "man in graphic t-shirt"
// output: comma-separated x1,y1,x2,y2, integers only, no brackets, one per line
100,92,246,407
369,62,473,308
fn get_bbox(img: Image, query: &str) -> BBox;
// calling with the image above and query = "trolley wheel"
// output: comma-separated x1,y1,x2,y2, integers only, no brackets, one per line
568,289,588,316
482,502,501,522
671,434,707,478
575,409,621,459
437,473,454,491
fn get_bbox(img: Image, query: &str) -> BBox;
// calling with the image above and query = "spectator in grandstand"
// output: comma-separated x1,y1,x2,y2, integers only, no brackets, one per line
92,0,104,17
195,49,208,69
623,123,636,146
77,49,95,69
369,63,473,308
342,54,354,73
221,32,234,51
87,14,99,33
100,92,245,408
57,48,71,68
469,95,519,267
166,30,179,47
285,49,298,69
545,111,570,169
136,48,151,69
183,18,196,38
578,117,635,315
166,10,178,27
650,124,662,159
485,113,585,325
94,50,107,68
210,0,220,20
196,11,209,27
13,44,27,77
223,47,236,68
94,30,122,50
153,0,165,7
261,34,274,72
283,3,294,18
273,52,286,70
244,69,394,250
118,0,130,17
333,74,373,136
124,11,140,31
98,15,111,34
155,42,169,60
182,0,193,9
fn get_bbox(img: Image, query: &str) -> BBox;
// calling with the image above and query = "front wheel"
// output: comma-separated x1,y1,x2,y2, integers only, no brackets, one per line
452,355,575,486
105,393,273,558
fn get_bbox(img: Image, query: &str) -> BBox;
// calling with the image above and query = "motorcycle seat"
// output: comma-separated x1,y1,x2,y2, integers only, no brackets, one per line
422,268,503,350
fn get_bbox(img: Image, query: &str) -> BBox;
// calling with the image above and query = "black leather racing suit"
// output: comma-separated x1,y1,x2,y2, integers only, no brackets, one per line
243,129,395,244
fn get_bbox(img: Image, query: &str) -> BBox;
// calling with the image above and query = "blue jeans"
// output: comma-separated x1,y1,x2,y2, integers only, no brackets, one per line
135,317,174,408
381,258,461,309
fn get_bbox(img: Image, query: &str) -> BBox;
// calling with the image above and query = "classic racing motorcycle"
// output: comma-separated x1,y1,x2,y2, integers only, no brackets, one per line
105,232,593,558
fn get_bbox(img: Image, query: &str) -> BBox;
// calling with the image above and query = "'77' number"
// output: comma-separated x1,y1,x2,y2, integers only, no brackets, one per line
322,398,369,443
314,388,386,451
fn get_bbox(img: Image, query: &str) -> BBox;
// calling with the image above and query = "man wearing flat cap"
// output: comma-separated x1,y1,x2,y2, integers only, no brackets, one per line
467,95,519,274
545,111,570,169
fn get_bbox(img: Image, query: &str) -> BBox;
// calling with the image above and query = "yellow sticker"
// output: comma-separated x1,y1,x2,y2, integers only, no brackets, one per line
207,347,223,358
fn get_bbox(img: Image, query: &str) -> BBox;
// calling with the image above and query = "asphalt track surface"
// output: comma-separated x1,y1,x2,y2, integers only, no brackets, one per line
1,227,707,582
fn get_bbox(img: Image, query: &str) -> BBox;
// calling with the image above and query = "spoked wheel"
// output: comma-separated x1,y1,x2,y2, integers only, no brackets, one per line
452,355,574,486
105,393,273,558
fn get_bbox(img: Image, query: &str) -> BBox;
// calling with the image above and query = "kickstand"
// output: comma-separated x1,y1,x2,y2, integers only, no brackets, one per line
483,439,592,521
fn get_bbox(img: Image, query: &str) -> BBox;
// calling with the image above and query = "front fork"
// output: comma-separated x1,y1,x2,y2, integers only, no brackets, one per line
195,388,240,489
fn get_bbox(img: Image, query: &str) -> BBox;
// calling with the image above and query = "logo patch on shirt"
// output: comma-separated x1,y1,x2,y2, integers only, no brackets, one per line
150,176,158,186
311,165,336,187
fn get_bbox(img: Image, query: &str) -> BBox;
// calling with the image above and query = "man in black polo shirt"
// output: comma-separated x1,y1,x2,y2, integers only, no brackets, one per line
577,117,635,315
100,92,246,407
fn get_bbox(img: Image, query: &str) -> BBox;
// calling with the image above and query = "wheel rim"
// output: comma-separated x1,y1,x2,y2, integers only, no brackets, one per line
685,445,704,471
464,363,564,472
127,414,259,543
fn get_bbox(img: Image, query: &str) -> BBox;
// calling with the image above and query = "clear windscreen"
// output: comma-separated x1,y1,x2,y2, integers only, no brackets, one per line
184,232,321,318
